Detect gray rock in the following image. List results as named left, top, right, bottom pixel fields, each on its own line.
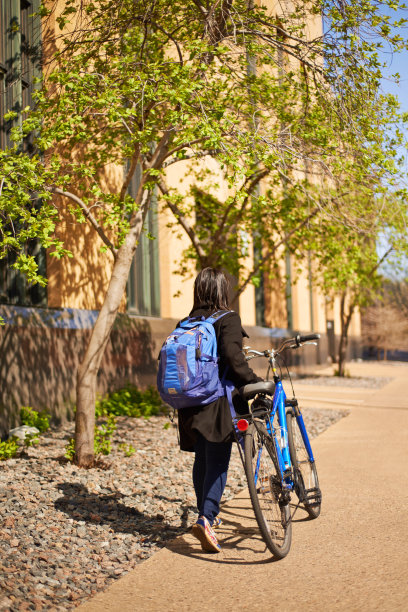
left=8, top=425, right=40, bottom=441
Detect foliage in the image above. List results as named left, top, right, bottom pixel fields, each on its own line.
left=95, top=385, right=167, bottom=418
left=22, top=433, right=40, bottom=447
left=0, top=0, right=407, bottom=289
left=20, top=406, right=50, bottom=433
left=16, top=406, right=51, bottom=446
left=64, top=437, right=75, bottom=461
left=118, top=442, right=136, bottom=457
left=65, top=414, right=117, bottom=461
left=0, top=407, right=50, bottom=460
left=0, top=437, right=20, bottom=461
left=65, top=383, right=166, bottom=461
left=94, top=415, right=117, bottom=456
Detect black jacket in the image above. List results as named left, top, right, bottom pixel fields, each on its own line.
left=177, top=308, right=261, bottom=451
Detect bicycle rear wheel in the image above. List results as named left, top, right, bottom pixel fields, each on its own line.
left=244, top=421, right=292, bottom=559
left=286, top=409, right=321, bottom=519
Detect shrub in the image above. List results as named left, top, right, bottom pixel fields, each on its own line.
left=118, top=442, right=136, bottom=457
left=65, top=414, right=117, bottom=462
left=65, top=385, right=166, bottom=463
left=64, top=438, right=75, bottom=462
left=0, top=438, right=19, bottom=461
left=95, top=384, right=167, bottom=418
left=20, top=406, right=50, bottom=433
left=94, top=415, right=117, bottom=456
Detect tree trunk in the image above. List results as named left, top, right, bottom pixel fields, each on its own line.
left=337, top=330, right=348, bottom=376
left=337, top=291, right=355, bottom=377
left=74, top=199, right=149, bottom=467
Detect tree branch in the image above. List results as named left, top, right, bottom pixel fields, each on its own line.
left=164, top=138, right=208, bottom=160
left=163, top=149, right=219, bottom=168
left=52, top=188, right=117, bottom=258
left=234, top=204, right=322, bottom=300
left=158, top=178, right=206, bottom=265
left=152, top=22, right=184, bottom=65
left=191, top=0, right=207, bottom=19
left=119, top=144, right=140, bottom=202
left=211, top=168, right=269, bottom=247
left=148, top=127, right=175, bottom=170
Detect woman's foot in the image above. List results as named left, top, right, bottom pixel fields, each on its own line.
left=212, top=516, right=223, bottom=529
left=191, top=516, right=221, bottom=553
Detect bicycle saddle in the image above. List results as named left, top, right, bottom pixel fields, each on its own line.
left=239, top=381, right=275, bottom=399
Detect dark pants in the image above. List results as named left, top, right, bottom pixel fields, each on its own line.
left=192, top=433, right=232, bottom=525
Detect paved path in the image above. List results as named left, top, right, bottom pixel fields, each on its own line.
left=78, top=362, right=408, bottom=612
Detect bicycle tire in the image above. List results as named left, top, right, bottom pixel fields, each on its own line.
left=244, top=421, right=292, bottom=559
left=286, top=409, right=321, bottom=519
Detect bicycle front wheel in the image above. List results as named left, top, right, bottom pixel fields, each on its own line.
left=244, top=422, right=292, bottom=559
left=286, top=409, right=321, bottom=519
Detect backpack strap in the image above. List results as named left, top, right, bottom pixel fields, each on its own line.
left=205, top=310, right=233, bottom=325
left=222, top=373, right=245, bottom=450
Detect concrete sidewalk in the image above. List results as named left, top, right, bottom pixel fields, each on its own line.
left=78, top=362, right=408, bottom=612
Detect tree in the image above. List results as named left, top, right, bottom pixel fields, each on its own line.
left=1, top=0, right=408, bottom=463
left=362, top=277, right=408, bottom=359
left=310, top=188, right=408, bottom=375
left=362, top=303, right=408, bottom=360
left=383, top=277, right=408, bottom=319
left=155, top=2, right=408, bottom=304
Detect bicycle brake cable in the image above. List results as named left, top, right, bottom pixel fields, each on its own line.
left=281, top=352, right=295, bottom=398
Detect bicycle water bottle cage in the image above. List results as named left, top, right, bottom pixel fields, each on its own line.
left=239, top=381, right=275, bottom=400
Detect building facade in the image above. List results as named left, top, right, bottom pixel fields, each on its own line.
left=0, top=1, right=362, bottom=435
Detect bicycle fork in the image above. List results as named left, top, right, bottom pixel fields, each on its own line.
left=290, top=401, right=321, bottom=508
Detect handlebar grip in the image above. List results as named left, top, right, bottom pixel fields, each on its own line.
left=296, top=333, right=320, bottom=345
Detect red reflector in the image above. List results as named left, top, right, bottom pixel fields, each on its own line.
left=237, top=419, right=249, bottom=432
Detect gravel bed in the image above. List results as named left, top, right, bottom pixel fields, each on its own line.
left=289, top=374, right=393, bottom=389
left=0, top=408, right=347, bottom=612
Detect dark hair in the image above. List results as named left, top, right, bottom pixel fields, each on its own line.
left=192, top=267, right=230, bottom=312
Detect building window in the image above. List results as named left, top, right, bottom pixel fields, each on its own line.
left=127, top=167, right=160, bottom=317
left=0, top=239, right=47, bottom=306
left=0, top=0, right=46, bottom=307
left=254, top=241, right=266, bottom=327
left=1, top=0, right=41, bottom=150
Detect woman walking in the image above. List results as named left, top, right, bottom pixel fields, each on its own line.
left=177, top=268, right=261, bottom=553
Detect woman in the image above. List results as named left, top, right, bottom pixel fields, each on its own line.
left=178, top=267, right=261, bottom=553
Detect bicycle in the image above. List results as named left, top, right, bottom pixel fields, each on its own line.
left=232, top=333, right=322, bottom=560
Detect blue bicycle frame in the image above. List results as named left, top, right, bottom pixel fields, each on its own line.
left=254, top=379, right=316, bottom=491
left=266, top=380, right=293, bottom=489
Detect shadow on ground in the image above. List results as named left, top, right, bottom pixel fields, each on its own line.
left=55, top=482, right=193, bottom=541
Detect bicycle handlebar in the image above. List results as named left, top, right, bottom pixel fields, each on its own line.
left=295, top=333, right=320, bottom=345
left=243, top=332, right=320, bottom=361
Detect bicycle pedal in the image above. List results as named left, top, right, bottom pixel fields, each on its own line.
left=304, top=486, right=321, bottom=506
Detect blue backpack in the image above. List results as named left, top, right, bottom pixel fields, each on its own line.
left=157, top=311, right=231, bottom=409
